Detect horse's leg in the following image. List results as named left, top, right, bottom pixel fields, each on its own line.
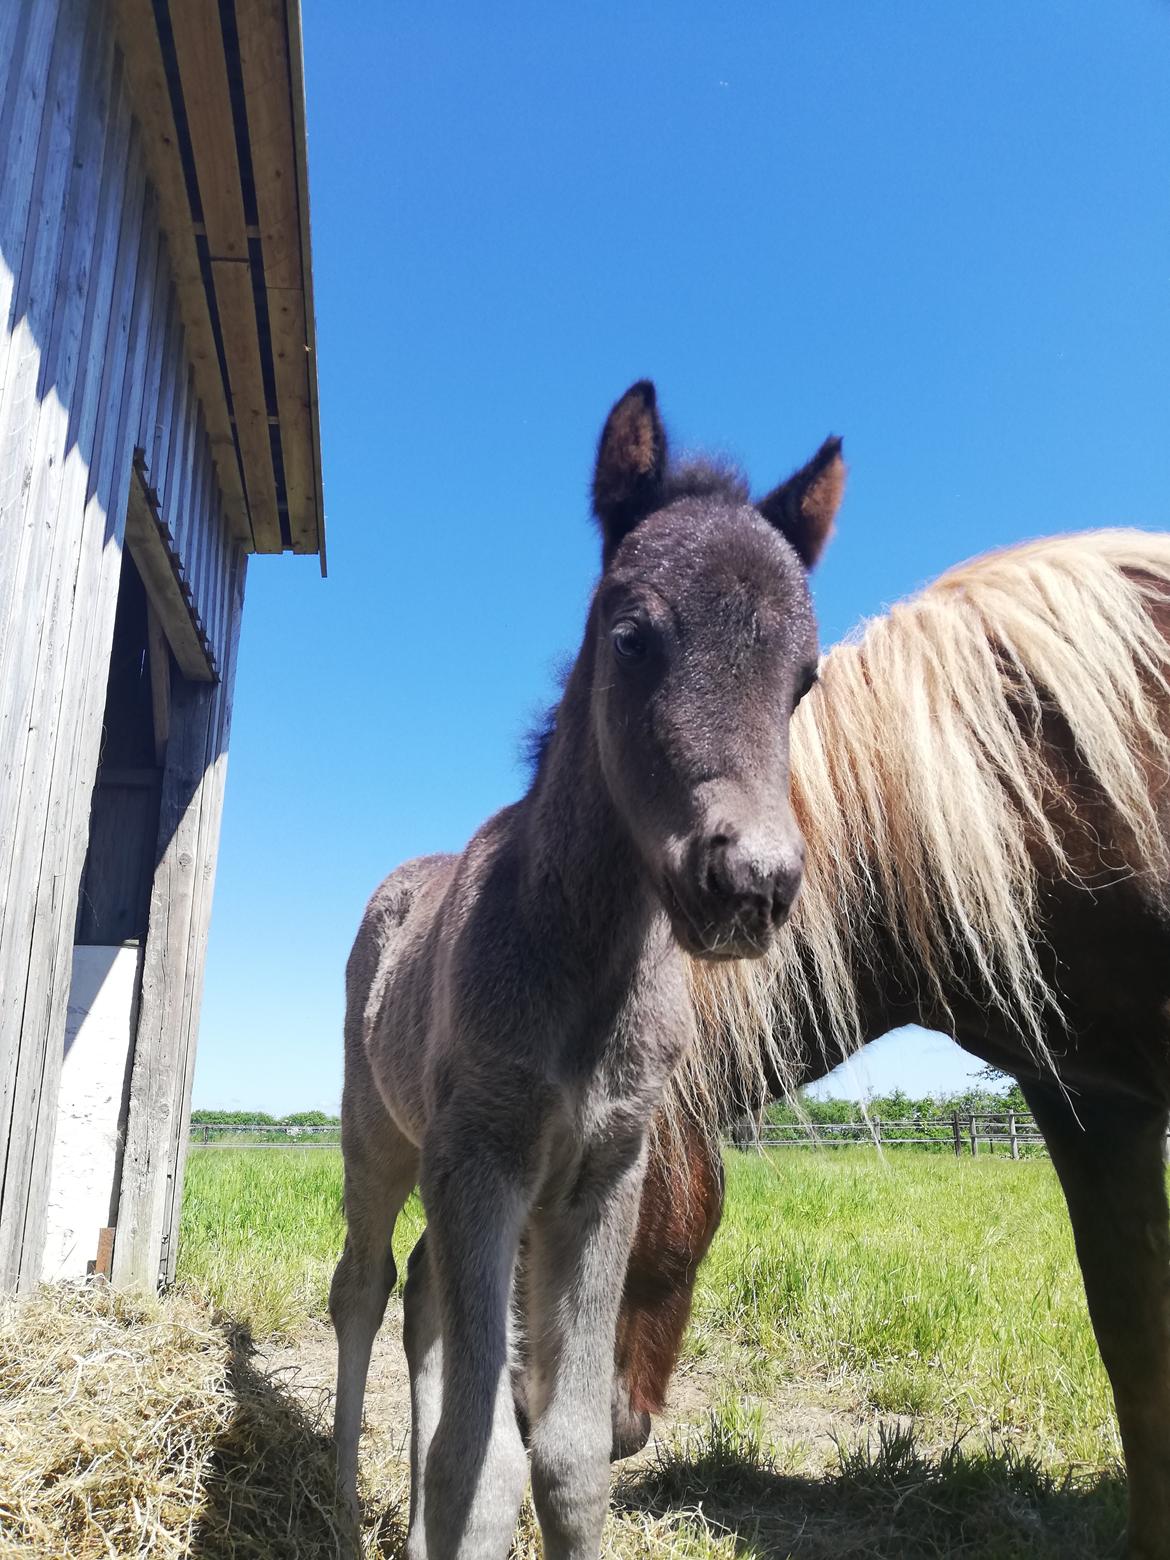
left=330, top=1112, right=419, bottom=1518
left=1019, top=1074, right=1170, bottom=1560
left=403, top=1230, right=442, bottom=1560
left=611, top=1120, right=725, bottom=1458
left=526, top=1139, right=648, bottom=1559
left=419, top=1141, right=530, bottom=1559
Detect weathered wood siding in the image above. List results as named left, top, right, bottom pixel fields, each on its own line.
left=0, top=0, right=247, bottom=1290
left=113, top=555, right=246, bottom=1289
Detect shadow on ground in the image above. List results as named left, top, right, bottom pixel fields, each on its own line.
left=615, top=1418, right=1129, bottom=1559
left=187, top=1317, right=369, bottom=1560
left=185, top=1327, right=1126, bottom=1559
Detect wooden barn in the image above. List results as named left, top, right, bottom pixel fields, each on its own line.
left=0, top=0, right=324, bottom=1293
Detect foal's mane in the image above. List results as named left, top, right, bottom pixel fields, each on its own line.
left=679, top=528, right=1170, bottom=1126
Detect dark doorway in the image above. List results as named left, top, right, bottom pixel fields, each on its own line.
left=73, top=551, right=171, bottom=946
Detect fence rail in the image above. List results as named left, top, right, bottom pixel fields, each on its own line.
left=750, top=1112, right=1043, bottom=1158
left=187, top=1113, right=1045, bottom=1158
left=189, top=1123, right=341, bottom=1149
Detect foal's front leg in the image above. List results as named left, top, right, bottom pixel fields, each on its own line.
left=418, top=1134, right=531, bottom=1560
left=525, top=1133, right=649, bottom=1560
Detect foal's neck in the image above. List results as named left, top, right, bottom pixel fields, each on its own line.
left=517, top=639, right=661, bottom=988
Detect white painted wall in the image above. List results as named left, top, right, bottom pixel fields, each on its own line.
left=42, top=946, right=142, bottom=1282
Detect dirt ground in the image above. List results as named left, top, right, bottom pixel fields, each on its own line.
left=257, top=1297, right=886, bottom=1483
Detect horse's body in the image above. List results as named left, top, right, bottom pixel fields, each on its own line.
left=329, top=381, right=845, bottom=1559
left=610, top=529, right=1170, bottom=1559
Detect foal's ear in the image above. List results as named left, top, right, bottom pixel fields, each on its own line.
left=756, top=436, right=846, bottom=569
left=592, top=380, right=668, bottom=565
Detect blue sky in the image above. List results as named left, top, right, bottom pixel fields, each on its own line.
left=193, top=0, right=1170, bottom=1112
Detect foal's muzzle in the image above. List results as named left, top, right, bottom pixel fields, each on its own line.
left=663, top=828, right=804, bottom=961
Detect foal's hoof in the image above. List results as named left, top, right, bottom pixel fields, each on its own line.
left=611, top=1407, right=652, bottom=1462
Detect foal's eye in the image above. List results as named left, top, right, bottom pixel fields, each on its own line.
left=612, top=620, right=648, bottom=662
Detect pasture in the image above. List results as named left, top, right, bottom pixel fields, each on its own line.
left=169, top=1147, right=1125, bottom=1556
left=3, top=1146, right=1130, bottom=1557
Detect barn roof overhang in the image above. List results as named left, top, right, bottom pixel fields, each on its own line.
left=114, top=0, right=326, bottom=568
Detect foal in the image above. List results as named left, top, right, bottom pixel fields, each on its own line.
left=329, top=380, right=844, bottom=1558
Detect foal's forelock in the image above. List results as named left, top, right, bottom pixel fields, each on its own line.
left=677, top=529, right=1170, bottom=1135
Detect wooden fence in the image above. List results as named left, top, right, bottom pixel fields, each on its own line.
left=752, top=1112, right=1044, bottom=1158
left=188, top=1113, right=1046, bottom=1159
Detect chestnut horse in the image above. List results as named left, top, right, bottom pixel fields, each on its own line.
left=613, top=529, right=1170, bottom=1560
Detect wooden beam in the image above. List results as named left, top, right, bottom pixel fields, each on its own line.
left=283, top=0, right=326, bottom=571
left=126, top=467, right=216, bottom=683
left=168, top=0, right=281, bottom=552
left=166, top=1, right=247, bottom=261
left=113, top=0, right=252, bottom=548
left=211, top=257, right=281, bottom=549
left=266, top=285, right=316, bottom=553
left=236, top=0, right=318, bottom=553
left=234, top=0, right=299, bottom=287
left=113, top=550, right=247, bottom=1290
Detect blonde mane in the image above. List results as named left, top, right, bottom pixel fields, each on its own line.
left=679, top=528, right=1170, bottom=1125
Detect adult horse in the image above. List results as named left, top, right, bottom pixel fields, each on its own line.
left=329, top=380, right=846, bottom=1559
left=611, top=528, right=1170, bottom=1559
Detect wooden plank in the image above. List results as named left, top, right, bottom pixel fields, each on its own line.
left=0, top=4, right=27, bottom=121
left=186, top=401, right=210, bottom=631
left=125, top=470, right=215, bottom=682
left=146, top=603, right=171, bottom=762
left=0, top=0, right=91, bottom=673
left=168, top=0, right=283, bottom=551
left=0, top=0, right=59, bottom=408
left=207, top=488, right=228, bottom=667
left=0, top=19, right=127, bottom=1261
left=0, top=91, right=151, bottom=1290
left=91, top=1225, right=115, bottom=1280
left=114, top=548, right=247, bottom=1289
left=196, top=437, right=219, bottom=657
left=160, top=549, right=245, bottom=1281
left=160, top=330, right=191, bottom=538
left=18, top=136, right=161, bottom=1288
left=13, top=130, right=155, bottom=1289
left=173, top=364, right=200, bottom=571
left=147, top=285, right=180, bottom=492
left=235, top=0, right=299, bottom=287
left=112, top=0, right=251, bottom=546
left=283, top=0, right=325, bottom=570
left=135, top=233, right=171, bottom=455
left=236, top=0, right=317, bottom=553
left=267, top=285, right=317, bottom=552
left=211, top=256, right=281, bottom=549
left=167, top=0, right=247, bottom=261
left=159, top=548, right=246, bottom=1282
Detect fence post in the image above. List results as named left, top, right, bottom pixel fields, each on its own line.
left=873, top=1116, right=881, bottom=1147
left=969, top=1114, right=979, bottom=1157
left=1008, top=1111, right=1019, bottom=1161
left=952, top=1111, right=962, bottom=1157
left=202, top=1124, right=210, bottom=1145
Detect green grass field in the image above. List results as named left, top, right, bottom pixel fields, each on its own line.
left=177, top=1148, right=1126, bottom=1556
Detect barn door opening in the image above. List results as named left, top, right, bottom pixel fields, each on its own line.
left=41, top=549, right=173, bottom=1282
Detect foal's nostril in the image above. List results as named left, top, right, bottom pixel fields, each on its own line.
left=770, top=864, right=803, bottom=924
left=702, top=833, right=738, bottom=899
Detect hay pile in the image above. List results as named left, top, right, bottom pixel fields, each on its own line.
left=0, top=1284, right=372, bottom=1559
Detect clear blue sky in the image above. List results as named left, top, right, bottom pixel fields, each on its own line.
left=193, top=0, right=1170, bottom=1113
